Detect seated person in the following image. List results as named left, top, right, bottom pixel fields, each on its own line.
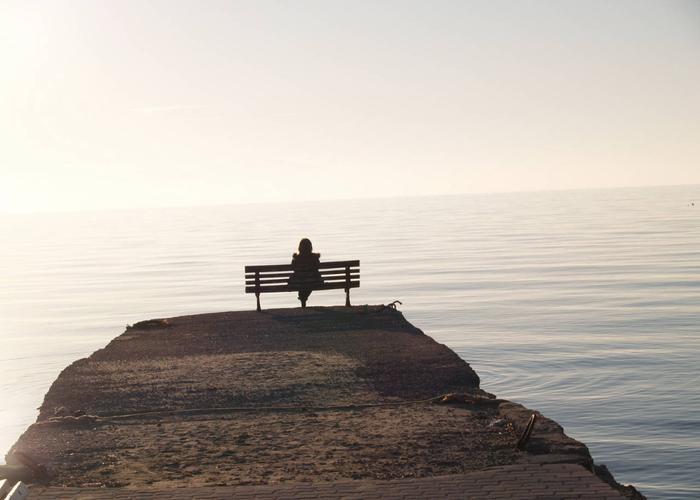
left=288, top=238, right=322, bottom=307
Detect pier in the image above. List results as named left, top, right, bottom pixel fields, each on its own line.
left=7, top=306, right=641, bottom=498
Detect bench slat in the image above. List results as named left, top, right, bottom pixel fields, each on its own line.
left=246, top=280, right=359, bottom=287
left=245, top=271, right=292, bottom=279
left=248, top=280, right=360, bottom=289
left=244, top=264, right=292, bottom=273
left=245, top=271, right=359, bottom=280
left=245, top=267, right=360, bottom=280
left=246, top=274, right=359, bottom=285
left=247, top=278, right=361, bottom=287
left=245, top=260, right=359, bottom=273
left=245, top=281, right=359, bottom=294
left=318, top=260, right=359, bottom=269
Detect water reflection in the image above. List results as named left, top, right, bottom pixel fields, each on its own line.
left=1, top=186, right=699, bottom=498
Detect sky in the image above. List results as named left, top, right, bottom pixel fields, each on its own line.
left=1, top=0, right=699, bottom=213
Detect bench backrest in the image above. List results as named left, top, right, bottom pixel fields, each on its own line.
left=245, top=260, right=360, bottom=294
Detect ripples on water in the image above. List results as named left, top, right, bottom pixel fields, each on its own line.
left=1, top=186, right=698, bottom=498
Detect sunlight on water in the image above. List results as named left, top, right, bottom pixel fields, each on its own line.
left=1, top=186, right=698, bottom=498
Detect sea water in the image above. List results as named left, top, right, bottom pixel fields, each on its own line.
left=1, top=185, right=698, bottom=499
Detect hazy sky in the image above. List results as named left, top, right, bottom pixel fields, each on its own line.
left=1, top=0, right=699, bottom=213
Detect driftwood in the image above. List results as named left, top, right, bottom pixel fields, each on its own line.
left=127, top=319, right=171, bottom=330
left=1, top=451, right=48, bottom=485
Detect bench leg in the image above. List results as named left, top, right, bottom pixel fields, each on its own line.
left=345, top=288, right=351, bottom=307
left=256, top=293, right=261, bottom=312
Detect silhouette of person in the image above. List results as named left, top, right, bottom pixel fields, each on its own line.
left=289, top=238, right=322, bottom=308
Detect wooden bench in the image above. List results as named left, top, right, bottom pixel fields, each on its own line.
left=245, top=260, right=360, bottom=311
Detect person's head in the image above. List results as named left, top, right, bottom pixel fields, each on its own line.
left=298, top=238, right=313, bottom=255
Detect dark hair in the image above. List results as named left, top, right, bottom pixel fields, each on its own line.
left=298, top=238, right=313, bottom=254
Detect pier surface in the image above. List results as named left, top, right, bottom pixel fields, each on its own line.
left=30, top=464, right=623, bottom=499
left=8, top=306, right=640, bottom=498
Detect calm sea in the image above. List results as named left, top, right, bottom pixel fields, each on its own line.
left=1, top=186, right=698, bottom=499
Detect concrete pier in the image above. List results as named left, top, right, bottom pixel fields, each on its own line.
left=7, top=306, right=642, bottom=498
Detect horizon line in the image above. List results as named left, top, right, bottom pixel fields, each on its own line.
left=1, top=182, right=698, bottom=217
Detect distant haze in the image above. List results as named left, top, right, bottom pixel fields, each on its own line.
left=1, top=0, right=699, bottom=213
